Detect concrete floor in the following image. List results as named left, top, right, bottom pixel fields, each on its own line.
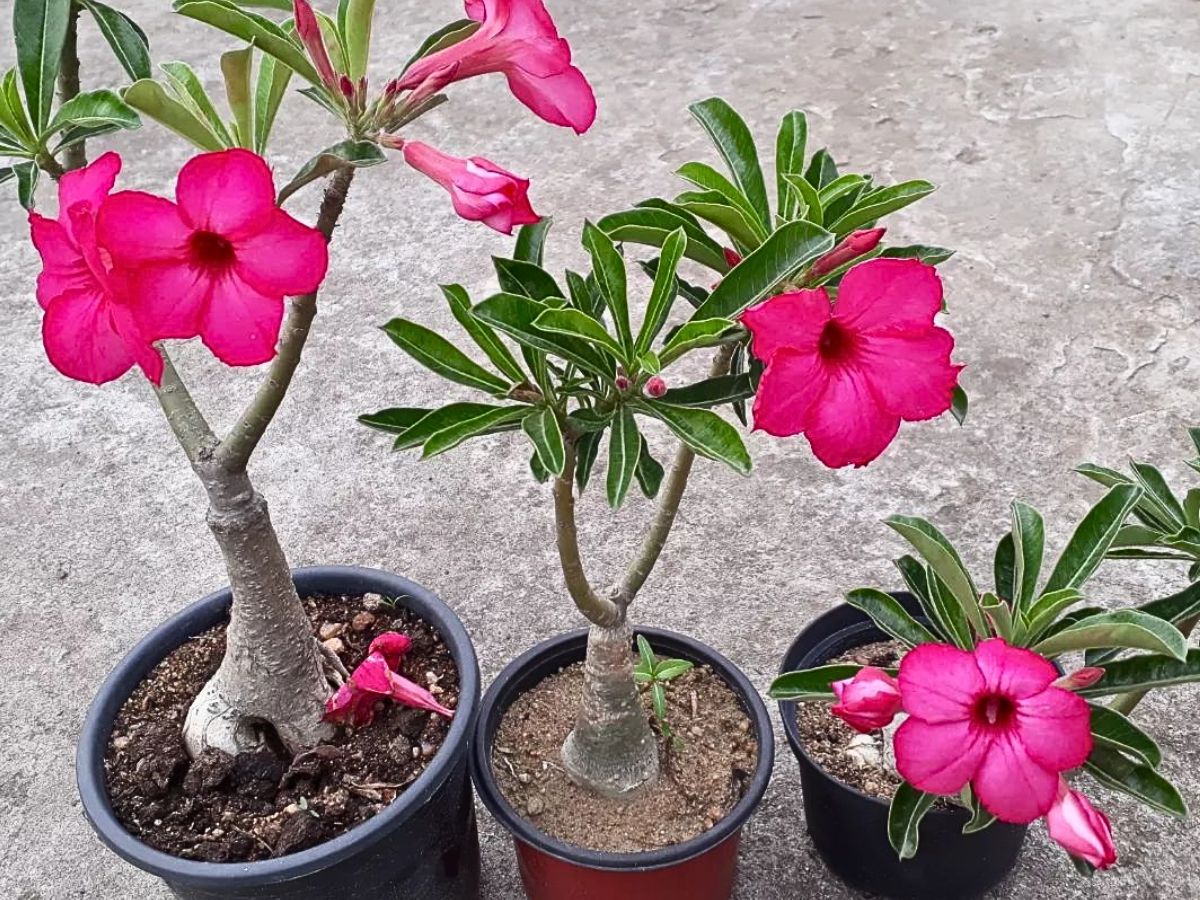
left=3, top=0, right=1200, bottom=897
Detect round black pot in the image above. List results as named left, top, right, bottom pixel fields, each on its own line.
left=472, top=627, right=774, bottom=900
left=778, top=594, right=1027, bottom=900
left=77, top=565, right=482, bottom=900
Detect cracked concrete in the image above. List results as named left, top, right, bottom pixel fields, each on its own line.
left=2, top=0, right=1200, bottom=897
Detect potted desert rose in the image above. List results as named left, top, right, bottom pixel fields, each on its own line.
left=3, top=0, right=596, bottom=897
left=362, top=100, right=965, bottom=899
left=772, top=480, right=1200, bottom=899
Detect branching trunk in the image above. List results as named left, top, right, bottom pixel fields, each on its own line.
left=58, top=3, right=86, bottom=173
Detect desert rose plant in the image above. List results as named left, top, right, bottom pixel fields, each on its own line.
left=7, top=0, right=595, bottom=758
left=772, top=483, right=1200, bottom=872
left=363, top=101, right=965, bottom=794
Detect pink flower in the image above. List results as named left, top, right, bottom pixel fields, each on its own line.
left=398, top=0, right=596, bottom=134
left=402, top=140, right=539, bottom=234
left=324, top=630, right=454, bottom=726
left=1046, top=779, right=1117, bottom=870
left=293, top=0, right=339, bottom=89
left=28, top=153, right=163, bottom=386
left=741, top=258, right=962, bottom=468
left=644, top=376, right=667, bottom=398
left=830, top=667, right=902, bottom=733
left=97, top=149, right=329, bottom=367
left=894, top=639, right=1092, bottom=824
left=810, top=228, right=886, bottom=278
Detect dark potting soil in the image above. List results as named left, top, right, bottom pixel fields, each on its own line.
left=492, top=660, right=757, bottom=853
left=103, top=594, right=459, bottom=862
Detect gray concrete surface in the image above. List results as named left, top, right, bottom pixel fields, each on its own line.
left=2, top=0, right=1200, bottom=897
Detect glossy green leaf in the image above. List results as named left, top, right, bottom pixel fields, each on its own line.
left=46, top=89, right=139, bottom=134
left=803, top=147, right=838, bottom=189
left=220, top=46, right=254, bottom=148
left=1034, top=610, right=1187, bottom=661
left=472, top=293, right=613, bottom=378
left=775, top=109, right=807, bottom=219
left=651, top=682, right=668, bottom=721
left=880, top=244, right=956, bottom=265
left=1077, top=649, right=1200, bottom=698
left=1085, top=747, right=1186, bottom=817
left=13, top=160, right=38, bottom=210
left=845, top=588, right=937, bottom=647
left=81, top=0, right=152, bottom=81
left=885, top=515, right=985, bottom=637
left=830, top=180, right=936, bottom=236
left=655, top=659, right=694, bottom=681
left=659, top=373, right=754, bottom=408
left=0, top=70, right=35, bottom=146
left=522, top=407, right=566, bottom=477
left=0, top=167, right=15, bottom=186
left=674, top=189, right=761, bottom=249
left=994, top=533, right=1015, bottom=605
left=1128, top=460, right=1186, bottom=530
left=583, top=221, right=632, bottom=353
left=980, top=592, right=1014, bottom=641
left=692, top=219, right=834, bottom=321
left=1010, top=501, right=1045, bottom=611
left=514, top=217, right=552, bottom=266
left=676, top=161, right=768, bottom=241
left=962, top=788, right=996, bottom=835
left=660, top=318, right=736, bottom=365
left=534, top=308, right=627, bottom=364
left=14, top=0, right=70, bottom=130
left=123, top=79, right=225, bottom=150
left=383, top=318, right=510, bottom=394
left=494, top=257, right=564, bottom=301
left=422, top=405, right=527, bottom=458
left=783, top=173, right=822, bottom=224
left=529, top=448, right=550, bottom=483
left=1020, top=588, right=1085, bottom=644
left=768, top=664, right=864, bottom=701
left=636, top=227, right=687, bottom=355
left=277, top=139, right=386, bottom=203
left=574, top=429, right=602, bottom=492
left=819, top=174, right=869, bottom=209
left=252, top=53, right=291, bottom=153
left=634, top=435, right=664, bottom=498
left=893, top=555, right=964, bottom=647
left=358, top=407, right=430, bottom=435
left=1043, top=484, right=1144, bottom=593
left=340, top=0, right=375, bottom=80
left=636, top=634, right=657, bottom=673
left=950, top=385, right=968, bottom=425
left=172, top=0, right=322, bottom=86
left=441, top=284, right=525, bottom=385
left=390, top=403, right=502, bottom=451
left=50, top=122, right=121, bottom=153
left=927, top=571, right=975, bottom=649
left=1088, top=704, right=1162, bottom=769
left=888, top=783, right=935, bottom=860
left=1137, top=578, right=1200, bottom=628
left=599, top=202, right=730, bottom=273
left=606, top=407, right=640, bottom=508
left=400, top=18, right=479, bottom=75
left=640, top=401, right=751, bottom=475
left=688, top=97, right=770, bottom=230
left=160, top=61, right=234, bottom=145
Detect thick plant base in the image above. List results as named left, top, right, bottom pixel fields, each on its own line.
left=77, top=566, right=482, bottom=900
left=472, top=627, right=773, bottom=900
left=778, top=595, right=1027, bottom=900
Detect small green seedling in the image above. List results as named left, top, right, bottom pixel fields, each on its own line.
left=634, top=635, right=694, bottom=741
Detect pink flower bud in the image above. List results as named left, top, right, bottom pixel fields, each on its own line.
left=339, top=75, right=356, bottom=100
left=614, top=375, right=631, bottom=392
left=723, top=247, right=743, bottom=269
left=1052, top=667, right=1105, bottom=692
left=644, top=376, right=667, bottom=398
left=385, top=78, right=401, bottom=99
left=810, top=227, right=887, bottom=278
left=1046, top=779, right=1117, bottom=870
left=402, top=140, right=539, bottom=235
left=378, top=133, right=405, bottom=151
left=830, top=666, right=902, bottom=733
left=293, top=0, right=339, bottom=89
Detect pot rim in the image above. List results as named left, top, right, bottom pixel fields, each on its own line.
left=75, top=564, right=481, bottom=888
left=471, top=626, right=774, bottom=872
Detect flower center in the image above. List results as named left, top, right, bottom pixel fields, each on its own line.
left=973, top=693, right=1016, bottom=729
left=818, top=319, right=856, bottom=361
left=189, top=230, right=236, bottom=270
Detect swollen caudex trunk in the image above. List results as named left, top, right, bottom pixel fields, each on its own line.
left=561, top=621, right=659, bottom=797
left=182, top=468, right=334, bottom=757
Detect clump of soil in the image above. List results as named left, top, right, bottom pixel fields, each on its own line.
left=794, top=639, right=906, bottom=801
left=104, top=594, right=459, bottom=862
left=492, top=660, right=757, bottom=853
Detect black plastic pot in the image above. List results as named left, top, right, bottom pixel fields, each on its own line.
left=778, top=594, right=1027, bottom=900
left=472, top=627, right=774, bottom=900
left=77, top=565, right=482, bottom=900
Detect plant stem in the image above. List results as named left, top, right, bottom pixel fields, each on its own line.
left=554, top=441, right=622, bottom=627
left=219, top=167, right=356, bottom=471
left=58, top=2, right=86, bottom=172
left=152, top=349, right=219, bottom=465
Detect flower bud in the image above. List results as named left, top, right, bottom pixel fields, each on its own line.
left=723, top=247, right=743, bottom=269
left=644, top=376, right=667, bottom=398
left=614, top=375, right=631, bottom=392
left=402, top=140, right=539, bottom=235
left=1046, top=779, right=1117, bottom=870
left=1052, top=667, right=1105, bottom=692
left=830, top=666, right=902, bottom=733
left=810, top=227, right=887, bottom=278
left=339, top=75, right=356, bottom=100
left=378, top=133, right=405, bottom=151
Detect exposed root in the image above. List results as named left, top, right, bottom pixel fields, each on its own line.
left=316, top=637, right=350, bottom=687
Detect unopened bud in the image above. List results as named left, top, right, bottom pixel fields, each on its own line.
left=1053, top=667, right=1105, bottom=692
left=339, top=75, right=356, bottom=100
left=385, top=78, right=401, bottom=99
left=644, top=376, right=667, bottom=398
left=810, top=227, right=886, bottom=278
left=615, top=375, right=631, bottom=392
left=378, top=133, right=405, bottom=151
left=723, top=247, right=742, bottom=269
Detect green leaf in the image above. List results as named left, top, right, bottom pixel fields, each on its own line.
left=172, top=0, right=322, bottom=87
left=888, top=783, right=935, bottom=860
left=0, top=70, right=35, bottom=146
left=655, top=659, right=694, bottom=681
left=14, top=0, right=70, bottom=131
left=13, top=160, right=38, bottom=210
left=634, top=435, right=664, bottom=498
left=598, top=203, right=730, bottom=273
left=1043, top=484, right=1144, bottom=593
left=514, top=217, right=552, bottom=266
left=0, top=166, right=15, bottom=186
left=640, top=401, right=751, bottom=475
left=659, top=373, right=755, bottom=408
left=528, top=449, right=549, bottom=483
left=533, top=308, right=626, bottom=363
left=574, top=429, right=601, bottom=492
left=880, top=244, right=956, bottom=265
left=783, top=173, right=822, bottom=224
left=80, top=0, right=152, bottom=81
left=1185, top=488, right=1200, bottom=528
left=893, top=555, right=968, bottom=648
left=980, top=592, right=1015, bottom=641
left=1085, top=747, right=1187, bottom=817
left=46, top=89, right=139, bottom=134
left=803, top=148, right=838, bottom=189
left=775, top=109, right=808, bottom=219
left=949, top=385, right=968, bottom=425
left=1010, top=501, right=1045, bottom=611
left=422, top=405, right=527, bottom=458
left=50, top=122, right=121, bottom=153
left=494, top=257, right=564, bottom=301
left=390, top=402, right=504, bottom=451
left=160, top=61, right=234, bottom=145
left=660, top=318, right=736, bottom=365
left=636, top=634, right=657, bottom=672
left=962, top=788, right=997, bottom=835
left=688, top=97, right=771, bottom=231
left=844, top=588, right=937, bottom=647
left=522, top=407, right=566, bottom=477
left=830, top=180, right=936, bottom=236
left=636, top=227, right=687, bottom=355
left=220, top=46, right=254, bottom=148
left=583, top=221, right=632, bottom=353
left=606, top=407, right=640, bottom=508
left=472, top=293, right=613, bottom=378
left=382, top=318, right=510, bottom=394
left=1129, top=460, right=1186, bottom=530
left=123, top=78, right=225, bottom=151
left=1020, top=588, right=1085, bottom=644
left=885, top=515, right=985, bottom=638
left=994, top=533, right=1015, bottom=605
left=400, top=18, right=479, bottom=75
left=358, top=407, right=430, bottom=435
left=768, top=664, right=865, bottom=700
left=252, top=53, right=290, bottom=153
left=1088, top=704, right=1162, bottom=768
left=1033, top=610, right=1187, bottom=661
left=277, top=139, right=386, bottom=203
left=674, top=189, right=762, bottom=249
left=1077, top=649, right=1200, bottom=698
left=651, top=682, right=668, bottom=722
left=340, top=0, right=375, bottom=80
left=676, top=161, right=768, bottom=242
left=1137, top=578, right=1200, bottom=629
left=441, top=284, right=525, bottom=385
left=927, top=572, right=976, bottom=649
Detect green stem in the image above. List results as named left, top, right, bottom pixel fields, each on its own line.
left=58, top=3, right=86, bottom=172
left=152, top=349, right=219, bottom=466
left=554, top=441, right=622, bottom=627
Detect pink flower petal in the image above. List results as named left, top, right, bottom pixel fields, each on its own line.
left=857, top=328, right=961, bottom=421
left=801, top=363, right=900, bottom=468
left=97, top=191, right=192, bottom=265
left=741, top=289, right=830, bottom=363
left=505, top=64, right=597, bottom=134
left=42, top=286, right=161, bottom=385
left=198, top=272, right=284, bottom=367
left=894, top=717, right=988, bottom=795
left=234, top=208, right=329, bottom=297
left=974, top=638, right=1058, bottom=699
left=1015, top=686, right=1092, bottom=772
left=899, top=643, right=984, bottom=723
left=750, top=348, right=830, bottom=438
left=29, top=213, right=89, bottom=309
left=57, top=151, right=121, bottom=227
left=127, top=261, right=207, bottom=339
left=175, top=149, right=275, bottom=238
left=387, top=671, right=455, bottom=718
left=368, top=632, right=413, bottom=670
left=833, top=258, right=943, bottom=335
left=971, top=729, right=1059, bottom=824
left=349, top=653, right=394, bottom=695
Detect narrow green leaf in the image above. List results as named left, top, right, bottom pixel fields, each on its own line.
left=160, top=61, right=234, bottom=145
left=688, top=97, right=770, bottom=230
left=634, top=435, right=664, bottom=498
left=885, top=515, right=985, bottom=638
left=894, top=555, right=964, bottom=647
left=674, top=189, right=762, bottom=249
left=1034, top=610, right=1187, bottom=661
left=659, top=373, right=754, bottom=408
left=599, top=203, right=730, bottom=273
left=583, top=221, right=632, bottom=353
left=400, top=18, right=479, bottom=75
left=522, top=407, right=566, bottom=477
left=529, top=448, right=550, bottom=483
left=494, top=257, right=564, bottom=301
left=605, top=408, right=640, bottom=508
left=1010, top=501, right=1045, bottom=611
left=574, top=429, right=601, bottom=492
left=1129, top=460, right=1186, bottom=530
left=768, top=664, right=865, bottom=701
left=927, top=571, right=975, bottom=649
left=358, top=407, right=430, bottom=435
left=888, top=783, right=935, bottom=860
left=220, top=46, right=254, bottom=148
left=803, top=148, right=838, bottom=189
left=534, top=308, right=626, bottom=365
left=1185, top=489, right=1200, bottom=528
left=0, top=70, right=35, bottom=145
left=1077, top=649, right=1200, bottom=698
left=651, top=682, right=668, bottom=721
left=654, top=659, right=694, bottom=681
left=1088, top=704, right=1162, bottom=768
left=252, top=53, right=291, bottom=154
left=845, top=588, right=937, bottom=647
left=341, top=0, right=375, bottom=80
left=783, top=173, right=822, bottom=224
left=46, top=89, right=139, bottom=134
left=1085, top=747, right=1187, bottom=817
left=775, top=109, right=808, bottom=219
left=1021, top=588, right=1085, bottom=644
left=830, top=180, right=936, bottom=236
left=277, top=139, right=386, bottom=204
left=994, top=533, right=1016, bottom=605
left=950, top=385, right=968, bottom=425
left=80, top=0, right=152, bottom=81
left=980, top=592, right=1015, bottom=641
left=1137, top=578, right=1200, bottom=628
left=382, top=318, right=510, bottom=394
left=50, top=122, right=121, bottom=153
left=390, top=402, right=503, bottom=451
left=660, top=318, right=736, bottom=365
left=472, top=293, right=614, bottom=378
left=676, top=161, right=768, bottom=241
left=636, top=227, right=687, bottom=355
left=962, top=788, right=997, bottom=835
left=172, top=0, right=322, bottom=86
left=636, top=634, right=657, bottom=672
left=123, top=78, right=225, bottom=151
left=14, top=0, right=70, bottom=130
left=640, top=401, right=750, bottom=475
left=0, top=167, right=15, bottom=186
left=514, top=217, right=552, bottom=266
left=1043, top=484, right=1144, bottom=593
left=880, top=244, right=956, bottom=265
left=441, top=284, right=524, bottom=385
left=422, top=405, right=527, bottom=458
left=13, top=160, right=38, bottom=210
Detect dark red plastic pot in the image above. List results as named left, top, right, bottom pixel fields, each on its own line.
left=778, top=594, right=1027, bottom=900
left=77, top=566, right=482, bottom=900
left=471, top=627, right=773, bottom=900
